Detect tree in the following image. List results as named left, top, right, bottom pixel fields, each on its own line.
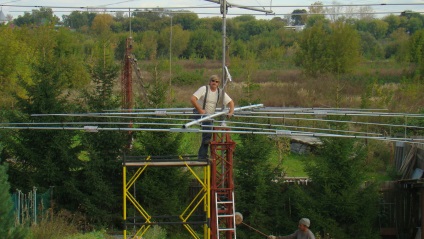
left=385, top=28, right=409, bottom=62
left=358, top=31, right=384, bottom=60
left=291, top=9, right=308, bottom=26
left=136, top=30, right=159, bottom=60
left=157, top=24, right=191, bottom=58
left=325, top=2, right=344, bottom=22
left=355, top=19, right=388, bottom=40
left=63, top=11, right=96, bottom=30
left=0, top=26, right=33, bottom=109
left=8, top=51, right=82, bottom=195
left=288, top=137, right=380, bottom=239
left=409, top=29, right=424, bottom=78
left=70, top=37, right=128, bottom=225
left=309, top=2, right=325, bottom=15
left=326, top=21, right=361, bottom=74
left=13, top=7, right=59, bottom=26
left=0, top=159, right=28, bottom=239
left=234, top=134, right=283, bottom=238
left=172, top=12, right=199, bottom=30
left=295, top=21, right=360, bottom=76
left=183, top=29, right=220, bottom=59
left=5, top=25, right=91, bottom=221
left=383, top=14, right=401, bottom=36
left=294, top=22, right=329, bottom=76
left=91, top=14, right=114, bottom=35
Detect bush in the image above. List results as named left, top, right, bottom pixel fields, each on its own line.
left=172, top=70, right=204, bottom=86
left=141, top=225, right=167, bottom=239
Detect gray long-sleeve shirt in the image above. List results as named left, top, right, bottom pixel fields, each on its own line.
left=276, top=229, right=315, bottom=239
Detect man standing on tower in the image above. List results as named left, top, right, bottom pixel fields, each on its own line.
left=190, top=75, right=234, bottom=160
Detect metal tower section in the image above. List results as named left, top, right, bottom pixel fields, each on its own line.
left=121, top=37, right=133, bottom=110
left=122, top=155, right=211, bottom=239
left=210, top=126, right=236, bottom=239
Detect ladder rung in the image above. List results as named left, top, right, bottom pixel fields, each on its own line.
left=218, top=214, right=234, bottom=218
left=217, top=201, right=233, bottom=204
left=218, top=228, right=235, bottom=231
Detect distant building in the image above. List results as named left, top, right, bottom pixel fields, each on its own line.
left=0, top=10, right=7, bottom=24
left=284, top=25, right=305, bottom=32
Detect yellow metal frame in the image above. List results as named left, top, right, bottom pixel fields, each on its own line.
left=123, top=155, right=210, bottom=239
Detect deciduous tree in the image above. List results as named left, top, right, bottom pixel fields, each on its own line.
left=295, top=21, right=360, bottom=76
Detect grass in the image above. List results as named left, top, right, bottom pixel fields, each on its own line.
left=280, top=153, right=309, bottom=177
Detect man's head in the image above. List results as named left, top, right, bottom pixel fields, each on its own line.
left=298, top=218, right=310, bottom=231
left=208, top=75, right=220, bottom=88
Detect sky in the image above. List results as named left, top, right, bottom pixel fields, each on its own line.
left=1, top=0, right=424, bottom=20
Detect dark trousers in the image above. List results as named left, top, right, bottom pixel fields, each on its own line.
left=198, top=120, right=213, bottom=159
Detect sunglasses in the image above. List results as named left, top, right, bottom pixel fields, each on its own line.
left=210, top=79, right=220, bottom=83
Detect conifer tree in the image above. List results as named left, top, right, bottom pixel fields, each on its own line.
left=234, top=134, right=283, bottom=238
left=288, top=138, right=380, bottom=239
left=0, top=157, right=28, bottom=239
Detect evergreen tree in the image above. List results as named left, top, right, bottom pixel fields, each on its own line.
left=71, top=37, right=128, bottom=226
left=234, top=134, right=283, bottom=238
left=0, top=149, right=28, bottom=239
left=8, top=47, right=81, bottom=193
left=129, top=61, right=190, bottom=236
left=288, top=138, right=380, bottom=239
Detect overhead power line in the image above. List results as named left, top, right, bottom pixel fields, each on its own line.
left=3, top=2, right=423, bottom=18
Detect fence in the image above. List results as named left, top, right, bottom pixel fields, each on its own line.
left=12, top=187, right=52, bottom=225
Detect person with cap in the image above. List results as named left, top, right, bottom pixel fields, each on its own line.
left=190, top=75, right=234, bottom=160
left=268, top=218, right=315, bottom=239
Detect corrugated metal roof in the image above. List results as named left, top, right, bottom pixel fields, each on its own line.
left=289, top=135, right=323, bottom=146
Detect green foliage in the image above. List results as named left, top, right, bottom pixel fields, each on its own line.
left=359, top=31, right=384, bottom=60
left=157, top=24, right=190, bottom=58
left=145, top=61, right=170, bottom=107
left=360, top=76, right=395, bottom=109
left=63, top=11, right=97, bottom=30
left=173, top=12, right=199, bottom=31
left=383, top=14, right=401, bottom=36
left=0, top=26, right=33, bottom=108
left=172, top=70, right=204, bottom=86
left=291, top=9, right=308, bottom=26
left=294, top=22, right=329, bottom=76
left=2, top=8, right=424, bottom=237
left=385, top=28, right=410, bottom=62
left=13, top=7, right=59, bottom=26
left=62, top=231, right=113, bottom=239
left=327, top=21, right=361, bottom=75
left=7, top=34, right=83, bottom=192
left=408, top=29, right=424, bottom=78
left=83, top=38, right=120, bottom=109
left=131, top=131, right=189, bottom=235
left=72, top=39, right=127, bottom=226
left=295, top=21, right=360, bottom=76
left=0, top=161, right=29, bottom=239
left=183, top=29, right=221, bottom=59
left=234, top=134, right=283, bottom=238
left=231, top=55, right=261, bottom=105
left=289, top=138, right=380, bottom=239
left=140, top=225, right=167, bottom=239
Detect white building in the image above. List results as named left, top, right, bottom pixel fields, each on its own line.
left=0, top=10, right=8, bottom=24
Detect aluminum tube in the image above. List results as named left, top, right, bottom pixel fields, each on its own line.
left=183, top=104, right=263, bottom=128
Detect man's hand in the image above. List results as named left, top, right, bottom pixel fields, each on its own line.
left=268, top=236, right=276, bottom=239
left=226, top=112, right=233, bottom=119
